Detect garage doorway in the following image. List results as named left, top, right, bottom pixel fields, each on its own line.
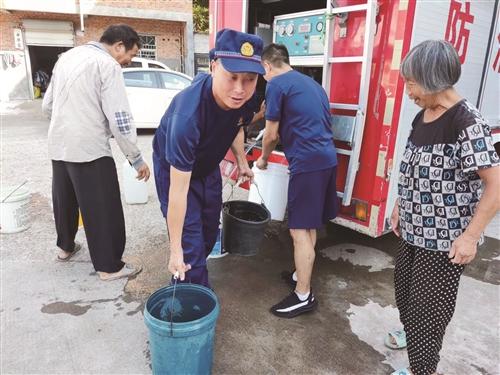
left=22, top=19, right=75, bottom=98
left=28, top=46, right=70, bottom=96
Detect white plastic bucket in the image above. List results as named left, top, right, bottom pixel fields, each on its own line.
left=0, top=186, right=31, bottom=233
left=122, top=160, right=148, bottom=204
left=248, top=163, right=289, bottom=221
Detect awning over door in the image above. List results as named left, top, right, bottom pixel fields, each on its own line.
left=22, top=20, right=74, bottom=47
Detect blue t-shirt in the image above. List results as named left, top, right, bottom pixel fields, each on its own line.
left=265, top=70, right=337, bottom=174
left=153, top=73, right=256, bottom=178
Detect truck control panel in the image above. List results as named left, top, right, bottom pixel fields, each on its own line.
left=274, top=9, right=326, bottom=57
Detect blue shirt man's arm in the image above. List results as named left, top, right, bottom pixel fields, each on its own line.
left=162, top=112, right=201, bottom=279
left=167, top=166, right=193, bottom=280
left=257, top=81, right=282, bottom=168
left=260, top=120, right=280, bottom=159
left=230, top=127, right=253, bottom=182
left=249, top=100, right=266, bottom=125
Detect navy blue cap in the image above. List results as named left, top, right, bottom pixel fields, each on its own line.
left=209, top=48, right=215, bottom=62
left=214, top=28, right=265, bottom=75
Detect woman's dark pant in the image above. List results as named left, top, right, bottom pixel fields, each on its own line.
left=395, top=240, right=464, bottom=375
left=52, top=157, right=126, bottom=273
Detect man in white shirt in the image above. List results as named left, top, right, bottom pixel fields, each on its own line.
left=42, top=24, right=150, bottom=281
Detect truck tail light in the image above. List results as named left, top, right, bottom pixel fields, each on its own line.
left=355, top=200, right=368, bottom=222
left=339, top=199, right=368, bottom=222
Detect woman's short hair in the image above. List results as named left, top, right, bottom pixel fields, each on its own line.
left=261, top=43, right=290, bottom=67
left=400, top=40, right=461, bottom=93
left=100, top=24, right=141, bottom=51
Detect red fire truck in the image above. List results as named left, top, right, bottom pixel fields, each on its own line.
left=211, top=0, right=500, bottom=237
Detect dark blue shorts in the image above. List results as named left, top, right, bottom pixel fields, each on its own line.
left=287, top=166, right=339, bottom=229
left=153, top=155, right=221, bottom=288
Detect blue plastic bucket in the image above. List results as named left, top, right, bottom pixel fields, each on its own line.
left=144, top=284, right=220, bottom=375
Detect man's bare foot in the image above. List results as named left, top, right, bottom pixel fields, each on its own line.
left=98, top=262, right=142, bottom=281
left=56, top=243, right=82, bottom=262
left=58, top=250, right=72, bottom=259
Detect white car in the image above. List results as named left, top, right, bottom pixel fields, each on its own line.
left=123, top=68, right=192, bottom=129
left=127, top=57, right=171, bottom=70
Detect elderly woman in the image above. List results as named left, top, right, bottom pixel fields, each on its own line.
left=388, top=40, right=500, bottom=375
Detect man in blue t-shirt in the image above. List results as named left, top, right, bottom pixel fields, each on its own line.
left=256, top=43, right=339, bottom=318
left=153, top=29, right=265, bottom=287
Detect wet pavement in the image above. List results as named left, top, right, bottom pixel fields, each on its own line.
left=1, top=100, right=499, bottom=374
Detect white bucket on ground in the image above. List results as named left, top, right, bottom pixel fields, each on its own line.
left=248, top=163, right=289, bottom=221
left=0, top=186, right=31, bottom=233
left=122, top=160, right=148, bottom=204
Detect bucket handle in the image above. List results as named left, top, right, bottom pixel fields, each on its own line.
left=225, top=180, right=267, bottom=208
left=222, top=131, right=264, bottom=195
left=167, top=271, right=194, bottom=336
left=226, top=183, right=236, bottom=202
left=1, top=180, right=28, bottom=203
left=169, top=271, right=180, bottom=337
left=250, top=181, right=267, bottom=208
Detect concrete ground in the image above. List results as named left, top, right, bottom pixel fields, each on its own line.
left=1, top=100, right=499, bottom=374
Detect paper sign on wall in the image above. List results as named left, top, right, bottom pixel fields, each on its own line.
left=14, top=29, right=24, bottom=50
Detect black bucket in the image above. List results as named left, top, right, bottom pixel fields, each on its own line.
left=222, top=200, right=271, bottom=256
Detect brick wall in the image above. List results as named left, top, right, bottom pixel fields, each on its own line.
left=82, top=16, right=184, bottom=62
left=0, top=10, right=184, bottom=63
left=1, top=10, right=81, bottom=50
left=0, top=10, right=17, bottom=50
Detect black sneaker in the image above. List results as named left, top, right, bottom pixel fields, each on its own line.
left=270, top=291, right=317, bottom=318
left=280, top=270, right=297, bottom=288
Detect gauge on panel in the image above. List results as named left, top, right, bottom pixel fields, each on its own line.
left=278, top=24, right=286, bottom=36
left=316, top=21, right=324, bottom=32
left=285, top=23, right=294, bottom=36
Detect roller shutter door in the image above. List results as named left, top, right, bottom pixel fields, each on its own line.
left=23, top=20, right=74, bottom=47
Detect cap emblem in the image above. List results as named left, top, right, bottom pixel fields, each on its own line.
left=240, top=42, right=254, bottom=57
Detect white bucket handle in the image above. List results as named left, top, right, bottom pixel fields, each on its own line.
left=222, top=131, right=265, bottom=192
left=225, top=180, right=267, bottom=208
left=250, top=181, right=267, bottom=208
left=1, top=180, right=28, bottom=203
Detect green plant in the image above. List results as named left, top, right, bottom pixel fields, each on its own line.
left=193, top=0, right=209, bottom=33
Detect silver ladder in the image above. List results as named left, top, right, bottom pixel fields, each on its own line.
left=321, top=0, right=378, bottom=206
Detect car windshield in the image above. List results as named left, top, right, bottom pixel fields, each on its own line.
left=123, top=71, right=156, bottom=88
left=159, top=72, right=191, bottom=90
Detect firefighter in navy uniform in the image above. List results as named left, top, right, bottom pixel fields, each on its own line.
left=257, top=43, right=339, bottom=318
left=152, top=29, right=265, bottom=287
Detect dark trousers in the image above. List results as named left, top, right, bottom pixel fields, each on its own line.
left=153, top=156, right=222, bottom=288
left=395, top=240, right=464, bottom=375
left=52, top=157, right=125, bottom=273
